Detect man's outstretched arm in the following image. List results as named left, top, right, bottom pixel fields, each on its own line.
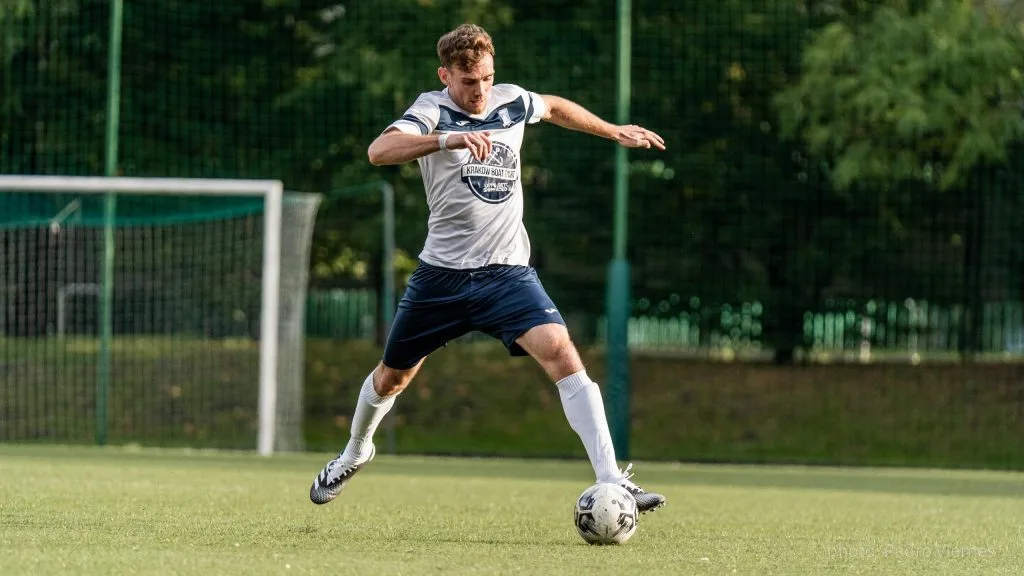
left=540, top=95, right=666, bottom=150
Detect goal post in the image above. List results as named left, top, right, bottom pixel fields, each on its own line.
left=0, top=176, right=318, bottom=455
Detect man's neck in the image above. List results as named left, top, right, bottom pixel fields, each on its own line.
left=442, top=87, right=488, bottom=119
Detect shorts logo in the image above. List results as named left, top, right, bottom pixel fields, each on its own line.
left=461, top=141, right=519, bottom=204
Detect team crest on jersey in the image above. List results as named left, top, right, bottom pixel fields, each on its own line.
left=498, top=108, right=513, bottom=128
left=461, top=141, right=519, bottom=204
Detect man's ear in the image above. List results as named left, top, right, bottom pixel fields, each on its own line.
left=437, top=66, right=449, bottom=86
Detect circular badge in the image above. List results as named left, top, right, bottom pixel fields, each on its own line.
left=460, top=141, right=519, bottom=204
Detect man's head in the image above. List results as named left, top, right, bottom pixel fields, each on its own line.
left=437, top=24, right=494, bottom=115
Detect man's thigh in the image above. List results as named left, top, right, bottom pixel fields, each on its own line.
left=382, top=264, right=473, bottom=369
left=468, top=266, right=566, bottom=357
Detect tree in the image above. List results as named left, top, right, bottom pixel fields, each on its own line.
left=616, top=0, right=842, bottom=362
left=776, top=0, right=1024, bottom=191
left=776, top=0, right=1024, bottom=356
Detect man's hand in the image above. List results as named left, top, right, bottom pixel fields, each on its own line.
left=613, top=125, right=666, bottom=150
left=447, top=131, right=493, bottom=161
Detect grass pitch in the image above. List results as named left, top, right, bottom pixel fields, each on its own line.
left=1, top=445, right=1021, bottom=575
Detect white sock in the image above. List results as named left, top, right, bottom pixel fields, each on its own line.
left=341, top=371, right=396, bottom=462
left=556, top=370, right=621, bottom=483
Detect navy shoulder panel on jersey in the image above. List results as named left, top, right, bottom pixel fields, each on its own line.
left=400, top=114, right=429, bottom=135
left=437, top=96, right=528, bottom=132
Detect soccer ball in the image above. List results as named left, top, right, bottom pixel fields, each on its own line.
left=573, top=482, right=638, bottom=545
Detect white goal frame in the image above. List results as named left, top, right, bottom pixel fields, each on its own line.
left=0, top=176, right=284, bottom=456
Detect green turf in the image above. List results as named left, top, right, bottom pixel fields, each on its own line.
left=1, top=445, right=1022, bottom=576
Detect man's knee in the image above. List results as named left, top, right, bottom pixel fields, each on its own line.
left=537, top=335, right=583, bottom=372
left=546, top=338, right=578, bottom=365
left=374, top=359, right=422, bottom=396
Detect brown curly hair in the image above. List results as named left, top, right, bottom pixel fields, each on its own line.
left=437, top=24, right=494, bottom=71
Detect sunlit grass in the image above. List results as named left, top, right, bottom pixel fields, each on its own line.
left=1, top=444, right=1021, bottom=575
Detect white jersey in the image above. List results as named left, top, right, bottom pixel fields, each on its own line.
left=388, top=84, right=548, bottom=269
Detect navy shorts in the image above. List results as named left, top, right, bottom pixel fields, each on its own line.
left=382, top=261, right=567, bottom=369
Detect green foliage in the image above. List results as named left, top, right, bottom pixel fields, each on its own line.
left=0, top=0, right=33, bottom=65
left=0, top=0, right=106, bottom=175
left=3, top=0, right=1023, bottom=361
left=777, top=0, right=1024, bottom=190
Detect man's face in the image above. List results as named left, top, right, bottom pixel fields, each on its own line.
left=438, top=54, right=494, bottom=115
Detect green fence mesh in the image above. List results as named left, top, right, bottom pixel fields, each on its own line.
left=2, top=0, right=1023, bottom=465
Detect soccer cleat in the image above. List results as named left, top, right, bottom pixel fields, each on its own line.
left=309, top=444, right=375, bottom=505
left=617, top=463, right=666, bottom=513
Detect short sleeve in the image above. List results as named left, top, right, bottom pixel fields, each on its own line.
left=387, top=93, right=440, bottom=135
left=523, top=89, right=548, bottom=124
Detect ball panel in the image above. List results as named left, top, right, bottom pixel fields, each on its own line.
left=573, top=482, right=638, bottom=544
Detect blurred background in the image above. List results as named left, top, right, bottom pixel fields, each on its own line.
left=1, top=0, right=1023, bottom=469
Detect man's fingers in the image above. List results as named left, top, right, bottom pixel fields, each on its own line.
left=646, top=129, right=666, bottom=149
left=479, top=133, right=492, bottom=159
left=623, top=126, right=666, bottom=150
left=638, top=127, right=666, bottom=150
left=474, top=133, right=491, bottom=160
left=464, top=136, right=479, bottom=159
left=444, top=131, right=492, bottom=160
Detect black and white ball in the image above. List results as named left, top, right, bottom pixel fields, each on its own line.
left=573, top=482, right=638, bottom=545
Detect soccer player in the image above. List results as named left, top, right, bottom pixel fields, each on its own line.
left=310, top=24, right=667, bottom=513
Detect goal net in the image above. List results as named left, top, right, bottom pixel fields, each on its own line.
left=0, top=177, right=320, bottom=454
